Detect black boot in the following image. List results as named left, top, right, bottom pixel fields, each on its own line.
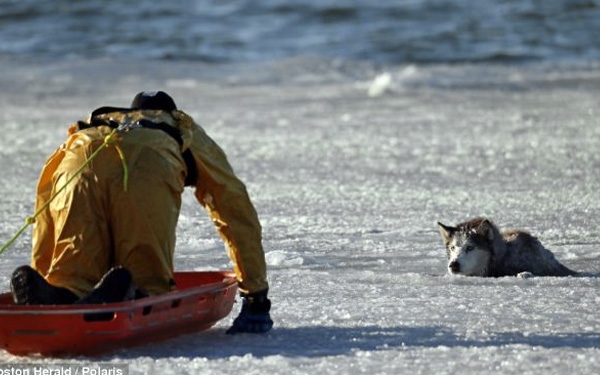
left=10, top=265, right=78, bottom=305
left=75, top=267, right=136, bottom=305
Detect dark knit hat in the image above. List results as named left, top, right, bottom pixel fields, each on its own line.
left=131, top=91, right=177, bottom=111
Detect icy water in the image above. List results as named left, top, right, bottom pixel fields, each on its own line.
left=1, top=0, right=600, bottom=374
left=0, top=57, right=599, bottom=374
left=1, top=0, right=600, bottom=63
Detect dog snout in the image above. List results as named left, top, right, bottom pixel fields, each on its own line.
left=449, top=260, right=460, bottom=273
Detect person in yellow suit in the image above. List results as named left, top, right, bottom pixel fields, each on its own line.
left=10, top=91, right=272, bottom=334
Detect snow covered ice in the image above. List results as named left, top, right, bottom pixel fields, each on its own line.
left=0, top=58, right=599, bottom=374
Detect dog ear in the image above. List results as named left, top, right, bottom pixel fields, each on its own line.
left=437, top=222, right=455, bottom=244
left=476, top=219, right=495, bottom=241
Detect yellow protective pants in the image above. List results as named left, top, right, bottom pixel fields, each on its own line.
left=31, top=125, right=186, bottom=297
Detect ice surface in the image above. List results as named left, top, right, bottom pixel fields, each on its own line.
left=0, top=57, right=599, bottom=374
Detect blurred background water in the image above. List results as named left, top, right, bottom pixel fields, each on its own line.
left=1, top=0, right=599, bottom=64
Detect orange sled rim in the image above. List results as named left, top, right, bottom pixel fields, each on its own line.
left=0, top=271, right=237, bottom=356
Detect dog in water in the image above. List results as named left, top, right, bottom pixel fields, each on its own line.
left=437, top=217, right=577, bottom=277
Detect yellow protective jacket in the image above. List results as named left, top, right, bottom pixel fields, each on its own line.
left=31, top=109, right=268, bottom=297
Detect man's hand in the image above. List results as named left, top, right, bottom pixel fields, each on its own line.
left=226, top=289, right=273, bottom=334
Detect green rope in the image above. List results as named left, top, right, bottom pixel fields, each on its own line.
left=0, top=128, right=125, bottom=256
left=113, top=144, right=129, bottom=192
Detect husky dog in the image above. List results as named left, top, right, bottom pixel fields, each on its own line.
left=437, top=217, right=577, bottom=277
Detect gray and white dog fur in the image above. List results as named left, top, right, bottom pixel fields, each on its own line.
left=437, top=217, right=577, bottom=277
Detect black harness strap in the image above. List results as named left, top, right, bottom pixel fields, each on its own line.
left=79, top=108, right=198, bottom=186
left=137, top=120, right=198, bottom=187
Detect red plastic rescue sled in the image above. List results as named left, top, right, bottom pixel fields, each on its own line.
left=0, top=271, right=237, bottom=356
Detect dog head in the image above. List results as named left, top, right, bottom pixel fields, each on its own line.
left=437, top=218, right=496, bottom=276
